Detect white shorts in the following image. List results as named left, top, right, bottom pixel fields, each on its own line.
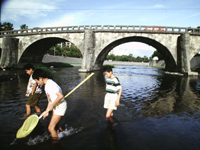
left=104, top=93, right=118, bottom=110
left=53, top=100, right=67, bottom=116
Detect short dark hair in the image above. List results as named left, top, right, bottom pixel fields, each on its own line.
left=32, top=69, right=48, bottom=80
left=103, top=65, right=112, bottom=72
left=24, top=63, right=34, bottom=70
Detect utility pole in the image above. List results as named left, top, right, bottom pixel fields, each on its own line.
left=54, top=46, right=55, bottom=56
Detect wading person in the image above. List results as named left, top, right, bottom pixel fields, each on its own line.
left=32, top=69, right=67, bottom=140
left=103, top=66, right=122, bottom=124
left=22, top=64, right=42, bottom=119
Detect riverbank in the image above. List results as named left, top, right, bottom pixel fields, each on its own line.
left=42, top=55, right=149, bottom=66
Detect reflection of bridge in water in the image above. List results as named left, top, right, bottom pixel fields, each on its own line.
left=141, top=76, right=200, bottom=117
left=0, top=25, right=200, bottom=75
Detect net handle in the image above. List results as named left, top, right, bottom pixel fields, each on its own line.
left=64, top=73, right=94, bottom=98
left=39, top=73, right=94, bottom=119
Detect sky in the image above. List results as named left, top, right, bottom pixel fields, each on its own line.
left=1, top=0, right=200, bottom=57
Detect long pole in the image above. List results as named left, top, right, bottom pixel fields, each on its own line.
left=64, top=73, right=94, bottom=98
left=39, top=72, right=94, bottom=118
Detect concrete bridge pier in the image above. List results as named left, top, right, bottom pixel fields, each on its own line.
left=178, top=33, right=198, bottom=75
left=178, top=33, right=190, bottom=73
left=0, top=37, right=19, bottom=68
left=79, top=30, right=95, bottom=72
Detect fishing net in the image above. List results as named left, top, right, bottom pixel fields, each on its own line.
left=17, top=114, right=39, bottom=138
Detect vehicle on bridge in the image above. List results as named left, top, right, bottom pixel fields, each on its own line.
left=144, top=26, right=165, bottom=31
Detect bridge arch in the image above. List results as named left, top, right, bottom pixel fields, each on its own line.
left=94, top=36, right=177, bottom=72
left=189, top=36, right=200, bottom=60
left=19, top=37, right=83, bottom=64
left=189, top=36, right=200, bottom=69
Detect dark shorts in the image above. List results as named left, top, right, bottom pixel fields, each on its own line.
left=27, top=93, right=41, bottom=106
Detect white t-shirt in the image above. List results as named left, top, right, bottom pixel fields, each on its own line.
left=45, top=79, right=63, bottom=103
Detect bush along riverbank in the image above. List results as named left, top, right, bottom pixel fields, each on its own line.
left=20, top=62, right=74, bottom=79
left=0, top=62, right=74, bottom=81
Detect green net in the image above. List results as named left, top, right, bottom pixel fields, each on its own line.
left=16, top=114, right=39, bottom=138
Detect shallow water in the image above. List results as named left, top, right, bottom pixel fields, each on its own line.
left=1, top=66, right=200, bottom=150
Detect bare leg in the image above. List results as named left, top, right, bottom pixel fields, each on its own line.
left=26, top=104, right=31, bottom=115
left=58, top=126, right=63, bottom=132
left=48, top=112, right=62, bottom=138
left=34, top=106, right=41, bottom=113
left=106, top=109, right=114, bottom=123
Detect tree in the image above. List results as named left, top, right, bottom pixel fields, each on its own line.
left=151, top=50, right=163, bottom=60
left=2, top=22, right=13, bottom=30
left=47, top=44, right=82, bottom=58
left=70, top=45, right=82, bottom=58
left=136, top=56, right=142, bottom=62
left=143, top=56, right=148, bottom=62
left=107, top=54, right=116, bottom=60
left=0, top=23, right=3, bottom=31
left=20, top=24, right=28, bottom=30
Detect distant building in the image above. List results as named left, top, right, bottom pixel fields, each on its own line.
left=57, top=42, right=73, bottom=47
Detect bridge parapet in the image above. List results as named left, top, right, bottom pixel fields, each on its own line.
left=0, top=25, right=199, bottom=37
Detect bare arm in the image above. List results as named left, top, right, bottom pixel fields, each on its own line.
left=42, top=91, right=64, bottom=119
left=31, top=83, right=37, bottom=95
left=115, top=88, right=122, bottom=106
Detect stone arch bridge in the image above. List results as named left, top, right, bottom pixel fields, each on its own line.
left=0, top=25, right=200, bottom=75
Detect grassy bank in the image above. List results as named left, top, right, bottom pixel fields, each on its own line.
left=20, top=62, right=74, bottom=79
left=42, top=62, right=74, bottom=68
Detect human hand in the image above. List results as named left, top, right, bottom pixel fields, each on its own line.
left=41, top=111, right=49, bottom=119
left=115, top=100, right=120, bottom=107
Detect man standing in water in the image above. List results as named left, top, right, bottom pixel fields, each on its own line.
left=103, top=66, right=122, bottom=124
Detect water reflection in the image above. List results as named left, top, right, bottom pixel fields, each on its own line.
left=141, top=76, right=200, bottom=118
left=1, top=66, right=200, bottom=149
left=104, top=124, right=119, bottom=150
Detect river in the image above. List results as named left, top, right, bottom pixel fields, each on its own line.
left=1, top=65, right=200, bottom=150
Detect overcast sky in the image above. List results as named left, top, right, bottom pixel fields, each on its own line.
left=1, top=0, right=200, bottom=57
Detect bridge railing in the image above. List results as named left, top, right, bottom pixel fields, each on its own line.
left=0, top=25, right=199, bottom=36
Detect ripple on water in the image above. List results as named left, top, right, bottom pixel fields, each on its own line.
left=26, top=125, right=83, bottom=146
left=2, top=66, right=200, bottom=149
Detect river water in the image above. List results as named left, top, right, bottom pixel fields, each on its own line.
left=1, top=65, right=200, bottom=150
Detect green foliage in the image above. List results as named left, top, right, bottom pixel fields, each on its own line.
left=47, top=45, right=82, bottom=58
left=151, top=50, right=164, bottom=60
left=106, top=54, right=150, bottom=62
left=21, top=62, right=73, bottom=79
left=107, top=54, right=116, bottom=61
left=103, top=64, right=115, bottom=68
left=20, top=64, right=53, bottom=79
left=0, top=23, right=3, bottom=31
left=42, top=62, right=73, bottom=68
left=20, top=24, right=28, bottom=30
left=1, top=22, right=14, bottom=31
left=34, top=65, right=53, bottom=78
